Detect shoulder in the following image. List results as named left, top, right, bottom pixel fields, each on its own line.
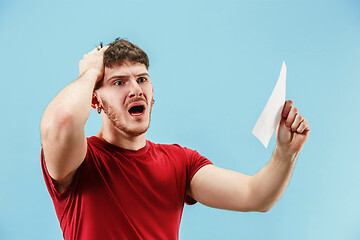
left=87, top=136, right=103, bottom=147
left=148, top=141, right=207, bottom=164
left=148, top=141, right=193, bottom=154
left=86, top=136, right=117, bottom=154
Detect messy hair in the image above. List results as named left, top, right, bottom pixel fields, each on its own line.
left=104, top=38, right=149, bottom=69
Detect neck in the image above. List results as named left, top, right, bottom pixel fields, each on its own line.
left=95, top=125, right=147, bottom=151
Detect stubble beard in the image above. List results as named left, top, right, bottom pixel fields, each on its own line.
left=101, top=98, right=152, bottom=137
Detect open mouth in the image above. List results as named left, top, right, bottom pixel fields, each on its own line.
left=128, top=104, right=145, bottom=116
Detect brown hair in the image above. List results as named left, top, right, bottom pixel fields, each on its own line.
left=104, top=38, right=149, bottom=69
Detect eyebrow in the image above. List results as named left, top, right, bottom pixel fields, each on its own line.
left=107, top=72, right=149, bottom=82
left=137, top=72, right=150, bottom=77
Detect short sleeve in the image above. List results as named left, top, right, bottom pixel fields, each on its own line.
left=41, top=149, right=81, bottom=201
left=183, top=148, right=213, bottom=205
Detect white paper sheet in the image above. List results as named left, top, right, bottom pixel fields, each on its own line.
left=252, top=61, right=286, bottom=148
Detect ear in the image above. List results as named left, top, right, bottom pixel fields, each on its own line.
left=151, top=86, right=155, bottom=106
left=91, top=92, right=101, bottom=110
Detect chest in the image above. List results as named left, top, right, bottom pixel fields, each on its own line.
left=82, top=150, right=187, bottom=209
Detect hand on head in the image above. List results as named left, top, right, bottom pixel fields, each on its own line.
left=79, top=44, right=109, bottom=82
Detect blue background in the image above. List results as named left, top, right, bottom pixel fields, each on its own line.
left=1, top=0, right=359, bottom=239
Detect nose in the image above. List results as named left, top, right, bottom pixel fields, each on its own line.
left=128, top=79, right=143, bottom=98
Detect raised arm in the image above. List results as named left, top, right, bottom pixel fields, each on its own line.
left=188, top=100, right=310, bottom=212
left=40, top=46, right=108, bottom=193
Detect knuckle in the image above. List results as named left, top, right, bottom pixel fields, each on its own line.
left=285, top=120, right=291, bottom=127
left=298, top=128, right=305, bottom=134
left=298, top=122, right=307, bottom=132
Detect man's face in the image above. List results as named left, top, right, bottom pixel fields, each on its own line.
left=96, top=60, right=154, bottom=137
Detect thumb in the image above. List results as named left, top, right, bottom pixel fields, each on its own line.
left=277, top=118, right=293, bottom=145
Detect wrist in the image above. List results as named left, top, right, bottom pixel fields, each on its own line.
left=80, top=69, right=103, bottom=83
left=274, top=146, right=299, bottom=163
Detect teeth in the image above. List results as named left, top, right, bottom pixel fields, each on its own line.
left=128, top=105, right=144, bottom=116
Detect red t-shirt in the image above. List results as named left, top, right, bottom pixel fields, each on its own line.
left=41, top=136, right=212, bottom=240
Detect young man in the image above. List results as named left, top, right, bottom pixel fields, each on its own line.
left=40, top=38, right=310, bottom=240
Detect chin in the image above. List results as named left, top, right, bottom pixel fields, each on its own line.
left=103, top=103, right=152, bottom=137
left=123, top=127, right=148, bottom=137
left=115, top=121, right=151, bottom=137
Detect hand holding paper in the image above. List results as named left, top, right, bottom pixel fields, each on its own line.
left=252, top=61, right=310, bottom=153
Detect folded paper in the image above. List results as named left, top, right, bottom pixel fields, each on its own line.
left=252, top=61, right=286, bottom=148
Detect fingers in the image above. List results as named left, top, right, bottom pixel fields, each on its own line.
left=79, top=45, right=109, bottom=78
left=290, top=113, right=303, bottom=131
left=282, top=100, right=310, bottom=134
left=90, top=45, right=109, bottom=53
left=296, top=119, right=310, bottom=134
left=82, top=45, right=109, bottom=61
left=281, top=100, right=293, bottom=118
left=285, top=106, right=298, bottom=128
left=101, top=45, right=109, bottom=51
left=97, top=44, right=109, bottom=52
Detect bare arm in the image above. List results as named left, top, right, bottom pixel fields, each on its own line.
left=40, top=46, right=108, bottom=193
left=188, top=100, right=310, bottom=212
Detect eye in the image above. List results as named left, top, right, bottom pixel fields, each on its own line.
left=137, top=77, right=147, bottom=83
left=114, top=81, right=124, bottom=86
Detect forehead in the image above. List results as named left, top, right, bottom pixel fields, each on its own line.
left=104, top=60, right=148, bottom=81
